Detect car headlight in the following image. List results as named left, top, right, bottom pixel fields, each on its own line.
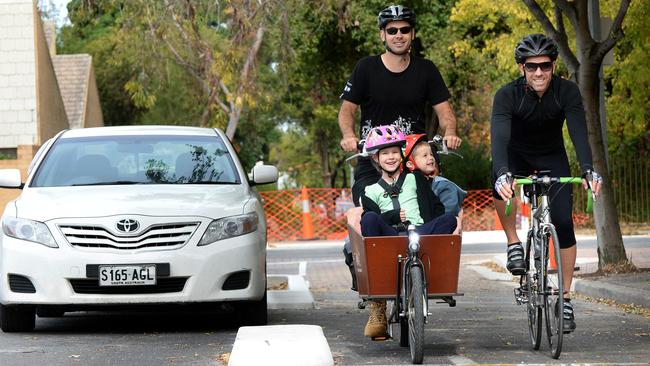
left=198, top=212, right=258, bottom=246
left=2, top=217, right=58, bottom=248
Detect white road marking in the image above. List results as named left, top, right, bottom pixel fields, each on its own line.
left=448, top=355, right=477, bottom=364
left=299, top=261, right=308, bottom=276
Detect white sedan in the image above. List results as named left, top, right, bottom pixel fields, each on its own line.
left=0, top=126, right=278, bottom=332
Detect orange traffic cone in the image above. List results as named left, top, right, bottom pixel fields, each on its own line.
left=300, top=186, right=315, bottom=240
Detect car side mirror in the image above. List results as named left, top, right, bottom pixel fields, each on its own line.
left=250, top=165, right=278, bottom=186
left=0, top=169, right=23, bottom=189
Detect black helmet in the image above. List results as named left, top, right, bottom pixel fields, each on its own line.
left=377, top=5, right=416, bottom=29
left=514, top=33, right=559, bottom=64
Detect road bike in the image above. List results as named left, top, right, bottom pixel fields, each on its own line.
left=507, top=172, right=593, bottom=359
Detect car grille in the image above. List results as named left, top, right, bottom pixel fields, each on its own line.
left=69, top=277, right=188, bottom=294
left=59, top=222, right=200, bottom=250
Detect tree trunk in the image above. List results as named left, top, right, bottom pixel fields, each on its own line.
left=316, top=130, right=332, bottom=188
left=576, top=62, right=628, bottom=269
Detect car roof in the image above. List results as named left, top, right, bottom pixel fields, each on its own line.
left=59, top=125, right=222, bottom=139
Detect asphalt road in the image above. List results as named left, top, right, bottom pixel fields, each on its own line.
left=0, top=239, right=648, bottom=365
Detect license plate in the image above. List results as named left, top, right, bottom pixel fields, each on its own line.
left=98, top=265, right=157, bottom=286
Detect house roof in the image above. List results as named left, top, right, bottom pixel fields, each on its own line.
left=52, top=54, right=92, bottom=129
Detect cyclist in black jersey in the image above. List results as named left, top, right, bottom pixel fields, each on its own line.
left=491, top=34, right=602, bottom=333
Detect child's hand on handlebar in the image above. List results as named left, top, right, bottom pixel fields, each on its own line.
left=400, top=209, right=406, bottom=222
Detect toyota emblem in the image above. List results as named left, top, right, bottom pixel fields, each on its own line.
left=116, top=219, right=140, bottom=233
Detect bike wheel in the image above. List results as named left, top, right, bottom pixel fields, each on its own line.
left=543, top=226, right=564, bottom=359
left=407, top=266, right=425, bottom=364
left=525, top=235, right=542, bottom=350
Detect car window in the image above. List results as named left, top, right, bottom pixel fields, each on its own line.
left=30, top=135, right=240, bottom=187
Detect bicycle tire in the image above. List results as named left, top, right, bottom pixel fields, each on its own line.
left=407, top=265, right=425, bottom=364
left=526, top=234, right=542, bottom=350
left=543, top=226, right=564, bottom=359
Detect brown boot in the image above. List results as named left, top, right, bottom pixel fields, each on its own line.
left=364, top=300, right=388, bottom=340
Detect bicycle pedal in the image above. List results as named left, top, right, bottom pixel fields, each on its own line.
left=514, top=288, right=528, bottom=305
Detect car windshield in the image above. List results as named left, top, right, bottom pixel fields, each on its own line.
left=30, top=134, right=240, bottom=187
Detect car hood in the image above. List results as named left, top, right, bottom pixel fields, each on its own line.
left=15, top=185, right=250, bottom=221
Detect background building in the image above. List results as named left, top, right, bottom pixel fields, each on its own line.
left=0, top=0, right=103, bottom=210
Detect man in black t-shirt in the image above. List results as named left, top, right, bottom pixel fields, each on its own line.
left=337, top=4, right=461, bottom=340
left=491, top=34, right=603, bottom=333
left=339, top=5, right=461, bottom=206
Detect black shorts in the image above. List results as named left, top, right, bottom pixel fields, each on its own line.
left=492, top=149, right=576, bottom=249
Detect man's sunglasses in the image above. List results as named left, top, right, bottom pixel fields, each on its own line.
left=385, top=26, right=412, bottom=35
left=524, top=61, right=553, bottom=72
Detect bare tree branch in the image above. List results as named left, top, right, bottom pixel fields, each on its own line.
left=237, top=25, right=266, bottom=96
left=522, top=0, right=579, bottom=73
left=595, top=0, right=630, bottom=61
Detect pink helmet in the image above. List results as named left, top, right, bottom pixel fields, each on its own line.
left=364, top=125, right=406, bottom=154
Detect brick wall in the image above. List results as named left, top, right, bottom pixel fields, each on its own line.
left=0, top=0, right=38, bottom=148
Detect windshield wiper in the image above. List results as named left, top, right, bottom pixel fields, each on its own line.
left=177, top=181, right=238, bottom=185
left=71, top=181, right=144, bottom=186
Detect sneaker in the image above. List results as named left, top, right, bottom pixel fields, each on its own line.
left=562, top=299, right=576, bottom=333
left=364, top=300, right=388, bottom=340
left=506, top=242, right=526, bottom=275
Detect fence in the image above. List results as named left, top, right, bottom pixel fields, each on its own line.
left=260, top=184, right=635, bottom=242
left=261, top=187, right=517, bottom=242
left=610, top=157, right=650, bottom=223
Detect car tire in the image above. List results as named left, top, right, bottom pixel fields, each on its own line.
left=237, top=290, right=268, bottom=326
left=0, top=305, right=36, bottom=332
left=36, top=307, right=65, bottom=318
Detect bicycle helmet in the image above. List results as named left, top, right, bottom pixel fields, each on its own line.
left=514, top=33, right=559, bottom=64
left=403, top=134, right=428, bottom=165
left=377, top=5, right=416, bottom=29
left=365, top=125, right=406, bottom=155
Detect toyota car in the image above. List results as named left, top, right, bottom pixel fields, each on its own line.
left=0, top=126, right=278, bottom=332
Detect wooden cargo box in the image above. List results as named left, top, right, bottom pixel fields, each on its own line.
left=349, top=226, right=462, bottom=299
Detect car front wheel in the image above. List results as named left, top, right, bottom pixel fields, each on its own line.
left=1, top=305, right=36, bottom=332
left=237, top=290, right=268, bottom=326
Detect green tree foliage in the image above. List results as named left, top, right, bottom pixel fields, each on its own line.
left=604, top=0, right=649, bottom=156
left=59, top=0, right=144, bottom=126
left=57, top=0, right=646, bottom=198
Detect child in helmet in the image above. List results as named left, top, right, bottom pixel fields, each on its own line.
left=403, top=134, right=467, bottom=220
left=359, top=125, right=457, bottom=340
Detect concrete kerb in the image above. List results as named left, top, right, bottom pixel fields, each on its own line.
left=574, top=274, right=650, bottom=308
left=228, top=324, right=334, bottom=366
left=267, top=274, right=315, bottom=310
left=470, top=254, right=650, bottom=309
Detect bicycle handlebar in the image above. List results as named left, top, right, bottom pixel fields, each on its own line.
left=504, top=176, right=593, bottom=216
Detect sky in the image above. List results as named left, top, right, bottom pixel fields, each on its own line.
left=40, top=0, right=71, bottom=27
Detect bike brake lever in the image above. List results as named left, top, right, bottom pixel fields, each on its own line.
left=345, top=151, right=368, bottom=162
left=431, top=135, right=464, bottom=159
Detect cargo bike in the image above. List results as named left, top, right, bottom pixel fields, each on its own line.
left=348, top=224, right=463, bottom=364
left=344, top=134, right=464, bottom=364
